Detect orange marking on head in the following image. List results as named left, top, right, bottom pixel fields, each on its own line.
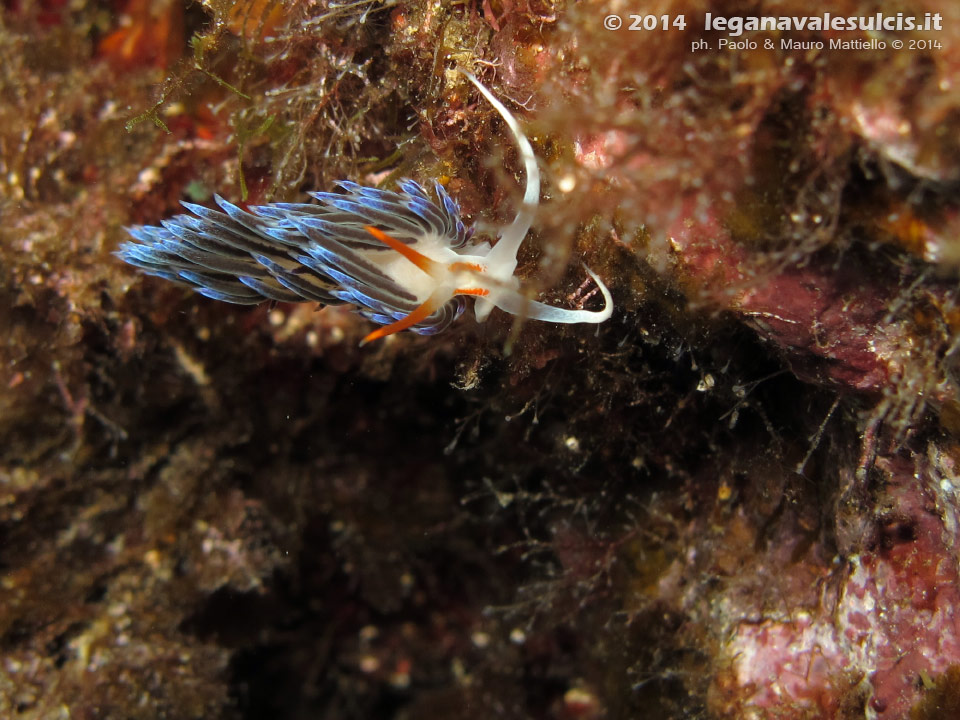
left=364, top=226, right=439, bottom=275
left=360, top=294, right=443, bottom=345
left=449, top=261, right=485, bottom=273
left=454, top=288, right=490, bottom=297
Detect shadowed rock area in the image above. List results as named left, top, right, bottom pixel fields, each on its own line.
left=3, top=0, right=960, bottom=718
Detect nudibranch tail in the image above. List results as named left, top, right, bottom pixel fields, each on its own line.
left=117, top=69, right=614, bottom=344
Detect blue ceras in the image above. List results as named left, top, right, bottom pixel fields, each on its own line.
left=117, top=69, right=614, bottom=345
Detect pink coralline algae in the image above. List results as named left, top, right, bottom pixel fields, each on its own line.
left=715, top=450, right=960, bottom=717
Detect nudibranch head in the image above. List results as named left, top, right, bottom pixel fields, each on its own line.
left=117, top=69, right=613, bottom=344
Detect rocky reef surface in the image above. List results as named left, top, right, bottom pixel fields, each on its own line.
left=2, top=0, right=960, bottom=718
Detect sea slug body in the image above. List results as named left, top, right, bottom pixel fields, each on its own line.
left=118, top=71, right=613, bottom=344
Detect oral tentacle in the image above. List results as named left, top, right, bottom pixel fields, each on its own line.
left=486, top=265, right=613, bottom=324
left=460, top=70, right=539, bottom=277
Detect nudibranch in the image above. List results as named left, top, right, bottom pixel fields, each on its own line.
left=118, top=71, right=613, bottom=344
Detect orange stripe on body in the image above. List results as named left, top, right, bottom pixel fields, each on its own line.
left=364, top=226, right=440, bottom=275
left=361, top=294, right=444, bottom=345
left=449, top=261, right=485, bottom=273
